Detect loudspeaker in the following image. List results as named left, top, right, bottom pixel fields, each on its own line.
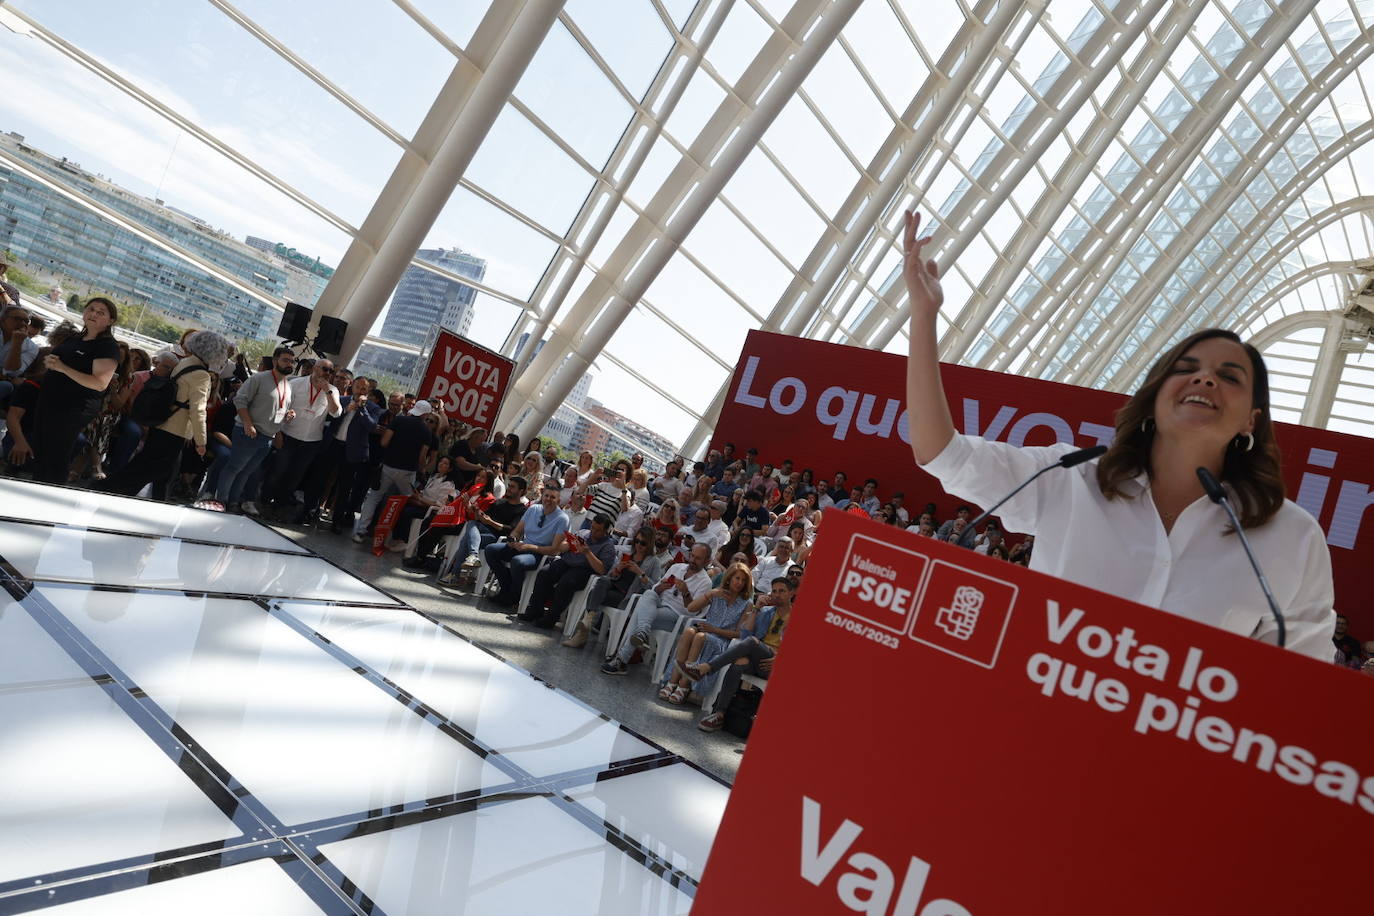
left=277, top=301, right=311, bottom=342
left=315, top=315, right=348, bottom=355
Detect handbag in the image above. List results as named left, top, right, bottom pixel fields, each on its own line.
left=723, top=685, right=763, bottom=740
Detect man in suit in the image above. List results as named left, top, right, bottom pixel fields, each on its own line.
left=297, top=376, right=380, bottom=530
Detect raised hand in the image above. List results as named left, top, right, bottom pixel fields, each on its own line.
left=902, top=211, right=943, bottom=319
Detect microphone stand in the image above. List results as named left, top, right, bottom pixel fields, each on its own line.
left=956, top=445, right=1107, bottom=549
left=1196, top=467, right=1286, bottom=649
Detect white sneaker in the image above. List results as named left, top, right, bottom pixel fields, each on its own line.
left=351, top=533, right=365, bottom=544
left=241, top=501, right=261, bottom=517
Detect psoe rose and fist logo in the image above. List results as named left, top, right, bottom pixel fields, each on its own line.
left=830, top=533, right=1018, bottom=669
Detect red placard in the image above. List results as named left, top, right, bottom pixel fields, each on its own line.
left=710, top=330, right=1374, bottom=633
left=694, top=510, right=1373, bottom=915
left=417, top=330, right=514, bottom=429
left=370, top=494, right=409, bottom=557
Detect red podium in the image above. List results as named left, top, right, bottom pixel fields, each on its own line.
left=694, top=509, right=1372, bottom=915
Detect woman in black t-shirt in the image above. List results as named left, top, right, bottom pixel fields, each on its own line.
left=31, top=298, right=121, bottom=484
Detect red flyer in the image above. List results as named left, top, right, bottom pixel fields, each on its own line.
left=370, top=495, right=410, bottom=557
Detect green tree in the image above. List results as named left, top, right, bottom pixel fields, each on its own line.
left=234, top=336, right=274, bottom=366
left=0, top=258, right=44, bottom=297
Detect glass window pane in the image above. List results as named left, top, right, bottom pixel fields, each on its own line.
left=681, top=200, right=794, bottom=315
left=723, top=149, right=826, bottom=268
left=513, top=21, right=634, bottom=170
left=227, top=0, right=458, bottom=137
left=424, top=186, right=560, bottom=300
left=565, top=0, right=675, bottom=101
left=465, top=105, right=598, bottom=236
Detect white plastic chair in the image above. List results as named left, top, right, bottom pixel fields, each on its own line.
left=600, top=592, right=644, bottom=659
left=701, top=655, right=770, bottom=714
left=402, top=506, right=438, bottom=560
left=511, top=555, right=550, bottom=617
left=560, top=574, right=602, bottom=636
left=439, top=532, right=503, bottom=585
left=648, top=613, right=690, bottom=684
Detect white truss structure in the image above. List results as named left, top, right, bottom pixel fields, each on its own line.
left=2, top=0, right=1371, bottom=460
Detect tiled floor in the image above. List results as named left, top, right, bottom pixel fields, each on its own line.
left=271, top=521, right=750, bottom=785
left=0, top=480, right=731, bottom=915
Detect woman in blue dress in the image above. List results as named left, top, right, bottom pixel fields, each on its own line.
left=657, top=561, right=754, bottom=705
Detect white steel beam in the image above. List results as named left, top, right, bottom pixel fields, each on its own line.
left=1021, top=0, right=1320, bottom=384
left=678, top=0, right=1024, bottom=458
left=312, top=0, right=566, bottom=363
left=847, top=0, right=1167, bottom=351
left=507, top=0, right=861, bottom=444
left=1238, top=260, right=1365, bottom=337
left=1301, top=310, right=1350, bottom=426
left=863, top=0, right=1211, bottom=363
left=1070, top=30, right=1372, bottom=388
left=1108, top=115, right=1374, bottom=387
left=499, top=0, right=733, bottom=379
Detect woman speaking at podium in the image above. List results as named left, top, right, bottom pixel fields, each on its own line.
left=901, top=212, right=1335, bottom=660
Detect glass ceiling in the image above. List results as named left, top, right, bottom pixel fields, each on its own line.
left=0, top=0, right=1370, bottom=459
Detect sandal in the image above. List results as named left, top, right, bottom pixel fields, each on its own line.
left=667, top=685, right=689, bottom=705
left=675, top=660, right=703, bottom=683
left=657, top=684, right=674, bottom=701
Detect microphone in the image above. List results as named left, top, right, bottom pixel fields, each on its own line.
left=957, top=445, right=1107, bottom=548
left=1195, top=467, right=1286, bottom=649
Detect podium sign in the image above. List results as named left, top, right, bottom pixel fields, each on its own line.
left=694, top=510, right=1372, bottom=915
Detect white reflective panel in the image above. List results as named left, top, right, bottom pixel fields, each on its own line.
left=0, top=479, right=307, bottom=553
left=562, top=762, right=728, bottom=882
left=34, top=859, right=324, bottom=915
left=320, top=796, right=692, bottom=916
left=0, top=595, right=87, bottom=685
left=36, top=588, right=504, bottom=829
left=0, top=526, right=391, bottom=604
left=0, top=608, right=240, bottom=883
left=277, top=602, right=657, bottom=777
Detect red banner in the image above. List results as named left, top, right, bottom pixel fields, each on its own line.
left=417, top=330, right=514, bottom=429
left=371, top=494, right=409, bottom=557
left=694, top=510, right=1373, bottom=914
left=711, top=330, right=1374, bottom=634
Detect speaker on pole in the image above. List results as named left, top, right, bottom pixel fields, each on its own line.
left=277, top=302, right=311, bottom=342
left=315, top=316, right=349, bottom=355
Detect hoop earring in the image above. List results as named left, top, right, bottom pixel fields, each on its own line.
left=1140, top=417, right=1154, bottom=434
left=1234, top=433, right=1254, bottom=453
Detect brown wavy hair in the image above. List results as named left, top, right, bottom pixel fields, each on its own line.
left=1095, top=328, right=1284, bottom=530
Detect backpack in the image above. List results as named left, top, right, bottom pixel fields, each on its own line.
left=130, top=365, right=208, bottom=427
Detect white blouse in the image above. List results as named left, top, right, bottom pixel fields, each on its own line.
left=922, top=435, right=1335, bottom=661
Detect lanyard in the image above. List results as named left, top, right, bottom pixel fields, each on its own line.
left=271, top=371, right=287, bottom=410
left=308, top=382, right=325, bottom=408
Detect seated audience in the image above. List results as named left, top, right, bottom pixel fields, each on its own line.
left=418, top=473, right=526, bottom=579
left=718, top=528, right=762, bottom=568
left=656, top=561, right=754, bottom=705
left=562, top=527, right=666, bottom=649
left=380, top=455, right=458, bottom=552
left=936, top=506, right=972, bottom=540
left=601, top=543, right=712, bottom=676
left=684, top=576, right=795, bottom=732
left=518, top=513, right=617, bottom=629
left=734, top=489, right=770, bottom=535
left=351, top=399, right=438, bottom=541
left=752, top=536, right=797, bottom=592
left=483, top=485, right=570, bottom=606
